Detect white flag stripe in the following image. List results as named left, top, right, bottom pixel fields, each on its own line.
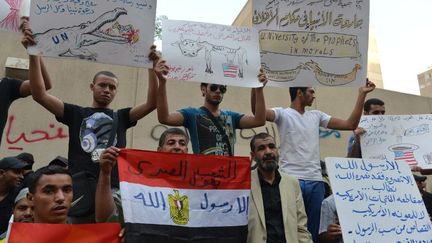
left=120, top=181, right=250, bottom=227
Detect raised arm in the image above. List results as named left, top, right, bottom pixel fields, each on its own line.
left=250, top=78, right=275, bottom=122
left=95, top=147, right=119, bottom=222
left=327, top=79, right=375, bottom=130
left=128, top=46, right=159, bottom=122
left=154, top=58, right=184, bottom=126
left=19, top=17, right=52, bottom=97
left=240, top=68, right=267, bottom=128
left=19, top=58, right=52, bottom=97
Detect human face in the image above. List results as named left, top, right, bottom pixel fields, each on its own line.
left=28, top=174, right=73, bottom=224
left=0, top=169, right=24, bottom=188
left=365, top=104, right=385, bottom=115
left=13, top=198, right=33, bottom=223
left=91, top=74, right=118, bottom=107
left=301, top=88, right=315, bottom=106
left=251, top=137, right=279, bottom=172
left=416, top=180, right=426, bottom=192
left=202, top=84, right=226, bottom=106
left=158, top=134, right=188, bottom=154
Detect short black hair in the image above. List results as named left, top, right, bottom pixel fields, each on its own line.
left=200, top=83, right=208, bottom=87
left=364, top=98, right=384, bottom=112
left=250, top=132, right=274, bottom=152
left=289, top=87, right=308, bottom=102
left=28, top=165, right=72, bottom=193
left=158, top=128, right=189, bottom=147
left=92, top=71, right=118, bottom=83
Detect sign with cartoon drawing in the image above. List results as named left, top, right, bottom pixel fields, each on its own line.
left=253, top=0, right=369, bottom=87
left=359, top=114, right=432, bottom=169
left=162, top=20, right=262, bottom=87
left=27, top=0, right=156, bottom=68
left=0, top=0, right=30, bottom=32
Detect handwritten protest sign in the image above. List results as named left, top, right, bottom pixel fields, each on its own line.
left=8, top=222, right=121, bottom=243
left=0, top=0, right=29, bottom=32
left=162, top=20, right=262, bottom=87
left=27, top=0, right=156, bottom=68
left=359, top=114, right=432, bottom=170
left=118, top=149, right=250, bottom=242
left=325, top=157, right=432, bottom=242
left=253, top=0, right=369, bottom=87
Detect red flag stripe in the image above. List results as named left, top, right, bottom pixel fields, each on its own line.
left=118, top=149, right=251, bottom=190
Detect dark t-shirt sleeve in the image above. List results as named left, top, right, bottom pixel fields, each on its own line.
left=178, top=107, right=192, bottom=128
left=117, top=107, right=137, bottom=129
left=55, top=103, right=79, bottom=126
left=4, top=77, right=24, bottom=100
left=227, top=110, right=244, bottom=129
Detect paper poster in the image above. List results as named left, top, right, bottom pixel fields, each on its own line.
left=253, top=0, right=369, bottom=87
left=359, top=114, right=432, bottom=170
left=27, top=0, right=156, bottom=68
left=326, top=157, right=432, bottom=242
left=0, top=0, right=29, bottom=32
left=162, top=20, right=262, bottom=87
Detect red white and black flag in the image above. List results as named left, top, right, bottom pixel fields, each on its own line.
left=117, top=149, right=251, bottom=243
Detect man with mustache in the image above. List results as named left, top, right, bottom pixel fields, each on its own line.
left=0, top=157, right=27, bottom=238
left=248, top=133, right=312, bottom=243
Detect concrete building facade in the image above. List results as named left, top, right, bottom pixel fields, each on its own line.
left=418, top=67, right=432, bottom=97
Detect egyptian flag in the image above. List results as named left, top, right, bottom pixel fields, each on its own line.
left=118, top=149, right=251, bottom=243
left=7, top=223, right=121, bottom=242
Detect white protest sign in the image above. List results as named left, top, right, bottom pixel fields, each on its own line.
left=326, top=157, right=432, bottom=242
left=0, top=0, right=29, bottom=32
left=162, top=20, right=262, bottom=87
left=359, top=114, right=432, bottom=170
left=28, top=0, right=156, bottom=68
left=253, top=0, right=369, bottom=87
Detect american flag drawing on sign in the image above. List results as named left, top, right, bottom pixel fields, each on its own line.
left=394, top=150, right=417, bottom=165
left=222, top=63, right=238, bottom=78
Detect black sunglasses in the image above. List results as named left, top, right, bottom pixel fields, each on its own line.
left=209, top=84, right=227, bottom=94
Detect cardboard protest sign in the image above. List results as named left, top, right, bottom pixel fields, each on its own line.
left=163, top=20, right=262, bottom=87
left=326, top=157, right=432, bottom=242
left=27, top=0, right=156, bottom=68
left=8, top=223, right=121, bottom=243
left=359, top=114, right=432, bottom=170
left=253, top=0, right=369, bottom=87
left=118, top=149, right=250, bottom=242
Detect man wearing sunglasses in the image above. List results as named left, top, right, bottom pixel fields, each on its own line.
left=347, top=98, right=385, bottom=158
left=156, top=59, right=267, bottom=156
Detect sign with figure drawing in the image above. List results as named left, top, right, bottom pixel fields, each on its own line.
left=253, top=0, right=369, bottom=87
left=27, top=0, right=156, bottom=68
left=325, top=157, right=432, bottom=242
left=359, top=114, right=432, bottom=169
left=0, top=0, right=30, bottom=32
left=162, top=20, right=262, bottom=87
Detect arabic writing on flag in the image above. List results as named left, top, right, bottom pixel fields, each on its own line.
left=117, top=149, right=251, bottom=242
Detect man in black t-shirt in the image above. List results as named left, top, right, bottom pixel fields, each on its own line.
left=23, top=25, right=159, bottom=187
left=0, top=59, right=51, bottom=147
